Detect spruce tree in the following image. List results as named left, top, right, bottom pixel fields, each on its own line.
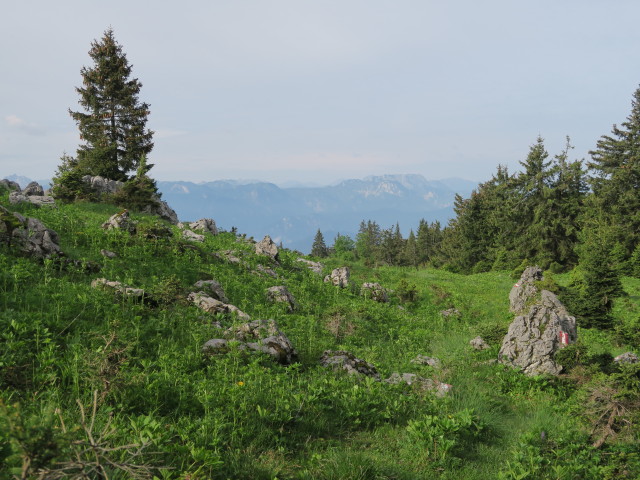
left=311, top=229, right=329, bottom=258
left=69, top=28, right=154, bottom=181
left=588, top=84, right=640, bottom=256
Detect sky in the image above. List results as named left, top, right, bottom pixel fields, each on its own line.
left=2, top=1, right=640, bottom=187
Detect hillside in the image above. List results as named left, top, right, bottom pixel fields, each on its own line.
left=1, top=191, right=639, bottom=479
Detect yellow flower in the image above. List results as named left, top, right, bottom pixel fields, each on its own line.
left=237, top=381, right=244, bottom=386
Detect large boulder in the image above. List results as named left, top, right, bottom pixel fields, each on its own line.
left=1, top=206, right=63, bottom=259
left=22, top=181, right=44, bottom=196
left=255, top=235, right=279, bottom=262
left=0, top=179, right=21, bottom=191
left=266, top=285, right=298, bottom=312
left=82, top=175, right=124, bottom=194
left=509, top=266, right=543, bottom=314
left=499, top=289, right=577, bottom=376
left=182, top=230, right=205, bottom=242
left=319, top=350, right=380, bottom=380
left=143, top=200, right=179, bottom=225
left=324, top=267, right=350, bottom=288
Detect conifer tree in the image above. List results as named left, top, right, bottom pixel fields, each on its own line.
left=588, top=84, right=640, bottom=256
left=311, top=229, right=329, bottom=258
left=68, top=28, right=154, bottom=181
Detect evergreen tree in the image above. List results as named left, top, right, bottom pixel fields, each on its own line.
left=68, top=28, right=154, bottom=181
left=588, top=84, right=640, bottom=256
left=401, top=229, right=419, bottom=267
left=355, top=220, right=382, bottom=264
left=332, top=233, right=355, bottom=259
left=311, top=229, right=329, bottom=258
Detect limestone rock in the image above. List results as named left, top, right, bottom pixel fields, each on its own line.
left=440, top=308, right=462, bottom=319
left=0, top=179, right=21, bottom=191
left=82, top=175, right=124, bottom=194
left=297, top=258, right=324, bottom=274
left=510, top=266, right=543, bottom=314
left=188, top=218, right=218, bottom=235
left=499, top=290, right=577, bottom=376
left=227, top=319, right=298, bottom=365
left=188, top=292, right=250, bottom=320
left=8, top=192, right=29, bottom=205
left=254, top=264, right=278, bottom=278
left=182, top=230, right=205, bottom=242
left=614, top=352, right=639, bottom=364
left=411, top=355, right=441, bottom=368
left=22, top=181, right=44, bottom=196
left=101, top=210, right=137, bottom=234
left=255, top=235, right=279, bottom=261
left=361, top=282, right=388, bottom=303
left=319, top=350, right=380, bottom=380
left=2, top=209, right=63, bottom=259
left=324, top=267, right=350, bottom=288
left=100, top=249, right=118, bottom=259
left=143, top=200, right=179, bottom=225
left=266, top=285, right=298, bottom=312
left=91, top=278, right=146, bottom=299
left=193, top=279, right=228, bottom=303
left=385, top=372, right=452, bottom=396
left=470, top=336, right=490, bottom=350
left=202, top=338, right=230, bottom=354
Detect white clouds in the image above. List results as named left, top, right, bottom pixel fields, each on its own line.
left=4, top=115, right=45, bottom=136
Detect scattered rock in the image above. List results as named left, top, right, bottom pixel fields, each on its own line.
left=101, top=210, right=137, bottom=234
left=499, top=289, right=577, bottom=376
left=82, top=175, right=124, bottom=194
left=91, top=278, right=146, bottom=300
left=255, top=235, right=279, bottom=262
left=100, top=249, right=118, bottom=259
left=8, top=192, right=29, bottom=205
left=226, top=319, right=298, bottom=365
left=143, top=200, right=179, bottom=225
left=182, top=230, right=205, bottom=242
left=470, top=336, right=490, bottom=351
left=319, top=350, right=380, bottom=380
left=297, top=258, right=324, bottom=274
left=8, top=191, right=56, bottom=207
left=254, top=264, right=278, bottom=278
left=22, top=181, right=44, bottom=196
left=266, top=286, right=298, bottom=312
left=0, top=179, right=21, bottom=191
left=201, top=338, right=230, bottom=354
left=193, top=279, right=228, bottom=303
left=384, top=372, right=451, bottom=397
left=440, top=308, right=462, bottom=319
left=188, top=292, right=250, bottom=320
left=1, top=207, right=63, bottom=259
left=411, top=355, right=441, bottom=368
left=188, top=218, right=218, bottom=235
left=215, top=250, right=243, bottom=264
left=324, top=267, right=350, bottom=288
left=509, top=266, right=543, bottom=314
left=614, top=352, right=639, bottom=364
left=361, top=282, right=388, bottom=302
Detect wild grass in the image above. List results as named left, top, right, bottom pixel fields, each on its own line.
left=1, top=196, right=639, bottom=479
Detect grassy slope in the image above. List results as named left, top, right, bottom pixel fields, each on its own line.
left=1, top=197, right=638, bottom=479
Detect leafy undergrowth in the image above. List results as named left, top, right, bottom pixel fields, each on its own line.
left=1, top=197, right=639, bottom=479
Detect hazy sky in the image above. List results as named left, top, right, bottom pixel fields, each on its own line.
left=2, top=1, right=640, bottom=186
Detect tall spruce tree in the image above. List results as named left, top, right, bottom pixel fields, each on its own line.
left=311, top=229, right=329, bottom=258
left=588, top=84, right=640, bottom=256
left=69, top=28, right=154, bottom=181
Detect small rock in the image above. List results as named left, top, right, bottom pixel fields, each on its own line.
left=470, top=336, right=490, bottom=351
left=100, top=249, right=118, bottom=259
left=102, top=210, right=137, bottom=234
left=202, top=338, right=229, bottom=353
left=182, top=230, right=205, bottom=242
left=361, top=282, right=388, bottom=303
left=614, top=352, right=639, bottom=364
left=297, top=258, right=324, bottom=274
left=411, top=355, right=441, bottom=368
left=440, top=308, right=461, bottom=318
left=188, top=218, right=218, bottom=235
left=324, top=267, right=350, bottom=288
left=266, top=285, right=298, bottom=312
left=188, top=292, right=250, bottom=320
left=193, top=279, right=228, bottom=303
left=91, top=278, right=146, bottom=299
left=319, top=350, right=380, bottom=380
left=227, top=319, right=298, bottom=365
left=384, top=372, right=451, bottom=397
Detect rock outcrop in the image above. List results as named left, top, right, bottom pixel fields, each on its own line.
left=0, top=179, right=21, bottom=191
left=361, top=282, right=388, bottom=303
left=324, top=267, right=350, bottom=288
left=91, top=278, right=146, bottom=300
left=22, top=181, right=44, bottom=196
left=1, top=206, right=63, bottom=259
left=499, top=270, right=577, bottom=376
left=182, top=230, right=205, bottom=242
left=187, top=218, right=218, bottom=235
left=255, top=235, right=279, bottom=262
left=297, top=258, right=324, bottom=275
left=266, top=285, right=298, bottom=312
left=7, top=181, right=56, bottom=207
left=193, top=279, right=228, bottom=303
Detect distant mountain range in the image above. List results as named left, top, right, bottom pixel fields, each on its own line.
left=3, top=173, right=477, bottom=253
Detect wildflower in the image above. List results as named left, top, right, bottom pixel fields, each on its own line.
left=237, top=381, right=244, bottom=386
